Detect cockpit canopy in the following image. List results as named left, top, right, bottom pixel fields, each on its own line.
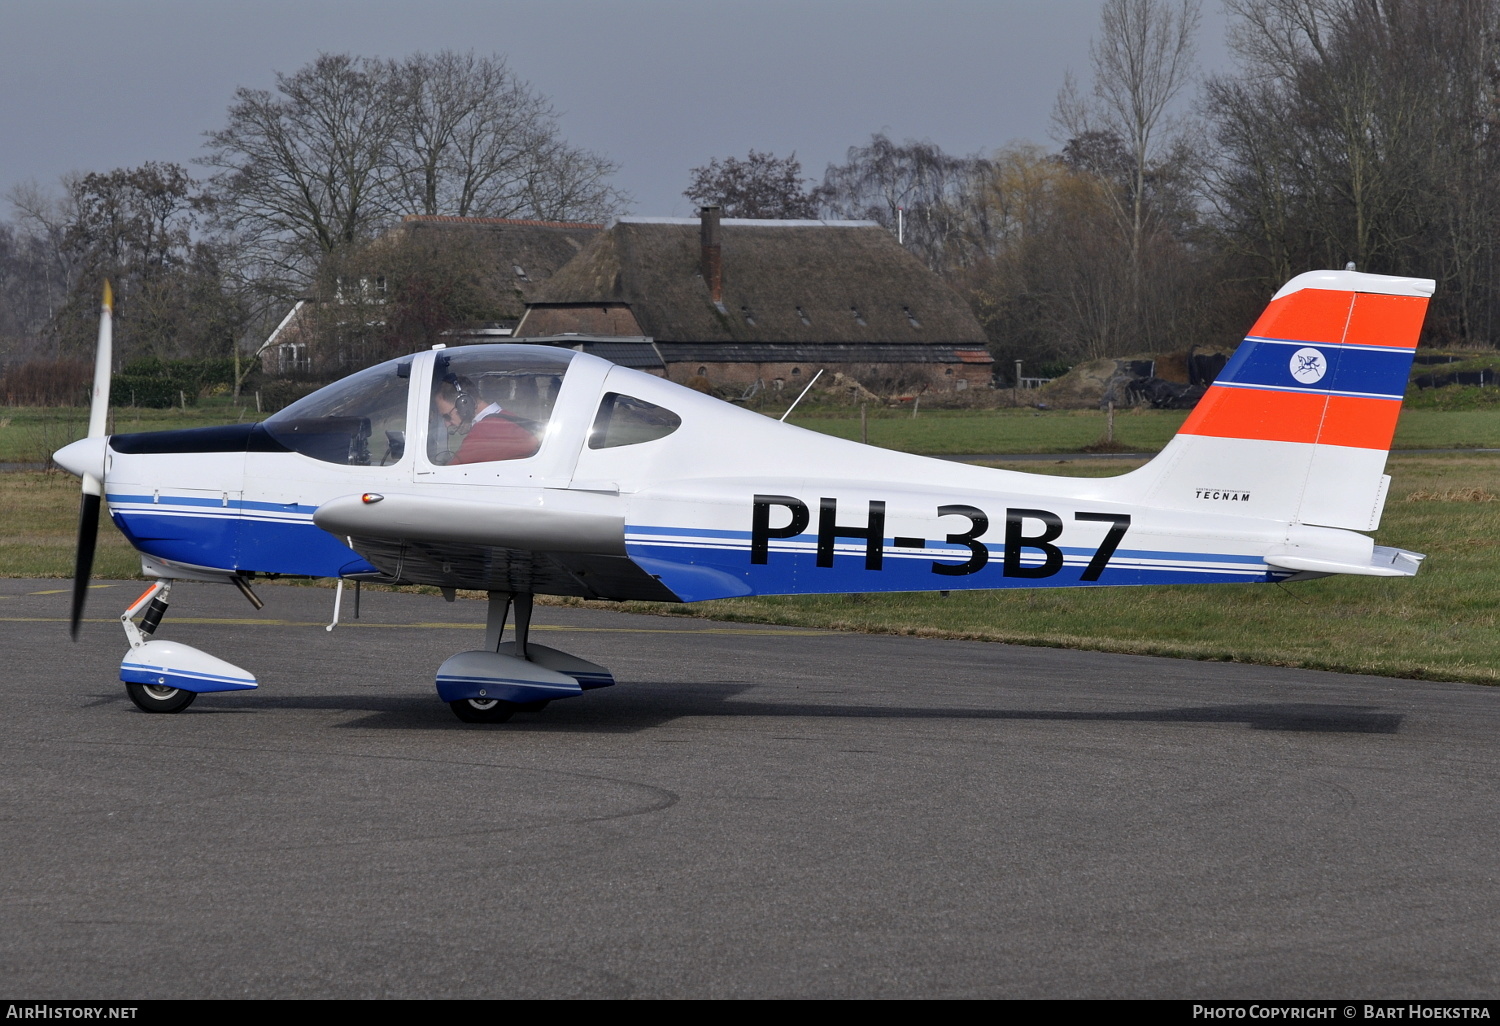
left=262, top=346, right=578, bottom=466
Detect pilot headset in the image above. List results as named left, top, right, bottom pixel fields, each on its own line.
left=444, top=374, right=477, bottom=422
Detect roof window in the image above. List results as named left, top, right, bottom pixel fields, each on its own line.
left=512, top=264, right=531, bottom=282
left=904, top=306, right=921, bottom=328
left=741, top=305, right=756, bottom=327
left=796, top=306, right=812, bottom=326
left=850, top=305, right=866, bottom=327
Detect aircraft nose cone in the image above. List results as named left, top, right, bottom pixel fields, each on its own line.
left=54, top=436, right=107, bottom=481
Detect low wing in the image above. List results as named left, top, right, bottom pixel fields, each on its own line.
left=313, top=492, right=677, bottom=600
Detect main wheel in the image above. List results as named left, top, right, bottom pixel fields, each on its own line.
left=125, top=682, right=198, bottom=714
left=449, top=697, right=515, bottom=723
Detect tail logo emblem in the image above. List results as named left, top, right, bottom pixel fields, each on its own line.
left=1290, top=348, right=1327, bottom=384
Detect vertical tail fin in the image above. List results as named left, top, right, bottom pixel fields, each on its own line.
left=1136, top=270, right=1434, bottom=530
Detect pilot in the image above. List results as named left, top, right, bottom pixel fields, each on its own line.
left=431, top=377, right=540, bottom=464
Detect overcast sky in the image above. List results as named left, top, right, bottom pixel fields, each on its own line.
left=1, top=0, right=1232, bottom=217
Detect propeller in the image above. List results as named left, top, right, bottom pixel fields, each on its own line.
left=69, top=281, right=113, bottom=639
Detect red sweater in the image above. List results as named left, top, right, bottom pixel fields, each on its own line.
left=452, top=412, right=540, bottom=463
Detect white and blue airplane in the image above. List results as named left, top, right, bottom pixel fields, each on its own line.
left=55, top=269, right=1433, bottom=722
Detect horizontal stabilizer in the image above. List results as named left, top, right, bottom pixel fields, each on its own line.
left=1265, top=545, right=1425, bottom=578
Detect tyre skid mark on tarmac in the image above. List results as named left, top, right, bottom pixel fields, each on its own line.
left=11, top=736, right=681, bottom=854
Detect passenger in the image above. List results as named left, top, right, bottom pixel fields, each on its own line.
left=431, top=377, right=540, bottom=464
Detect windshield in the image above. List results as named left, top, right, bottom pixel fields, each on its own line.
left=428, top=346, right=574, bottom=465
left=263, top=356, right=412, bottom=466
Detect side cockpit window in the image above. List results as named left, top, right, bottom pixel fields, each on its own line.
left=589, top=393, right=681, bottom=449
left=262, top=357, right=412, bottom=465
left=428, top=347, right=573, bottom=465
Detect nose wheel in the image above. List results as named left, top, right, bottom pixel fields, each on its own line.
left=125, top=682, right=198, bottom=714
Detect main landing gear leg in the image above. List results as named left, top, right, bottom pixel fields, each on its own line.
left=506, top=593, right=549, bottom=712
left=438, top=590, right=614, bottom=724
left=512, top=592, right=533, bottom=662
left=482, top=590, right=511, bottom=653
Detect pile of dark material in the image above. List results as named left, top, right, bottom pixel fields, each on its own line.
left=1099, top=351, right=1227, bottom=410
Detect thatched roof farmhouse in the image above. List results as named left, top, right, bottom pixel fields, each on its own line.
left=516, top=208, right=993, bottom=393
left=394, top=215, right=603, bottom=335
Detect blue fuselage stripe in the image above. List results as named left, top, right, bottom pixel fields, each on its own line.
left=625, top=528, right=1267, bottom=566
left=624, top=534, right=1279, bottom=602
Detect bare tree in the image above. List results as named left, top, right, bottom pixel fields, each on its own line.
left=202, top=51, right=627, bottom=299
left=1204, top=0, right=1500, bottom=345
left=1055, top=0, right=1201, bottom=334
left=516, top=135, right=629, bottom=223
left=3, top=165, right=248, bottom=364
left=964, top=142, right=1212, bottom=367
left=202, top=54, right=398, bottom=293
left=684, top=150, right=818, bottom=218
left=3, top=181, right=81, bottom=356
left=817, top=134, right=995, bottom=273
left=386, top=52, right=627, bottom=221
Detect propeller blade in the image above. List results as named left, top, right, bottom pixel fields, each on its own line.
left=86, top=280, right=113, bottom=438
left=70, top=492, right=100, bottom=640
left=70, top=282, right=113, bottom=639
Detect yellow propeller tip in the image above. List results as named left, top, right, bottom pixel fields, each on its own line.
left=102, top=280, right=113, bottom=311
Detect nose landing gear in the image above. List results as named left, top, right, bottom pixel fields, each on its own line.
left=117, top=579, right=258, bottom=713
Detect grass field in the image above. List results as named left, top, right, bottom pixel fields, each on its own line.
left=5, top=449, right=1498, bottom=684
